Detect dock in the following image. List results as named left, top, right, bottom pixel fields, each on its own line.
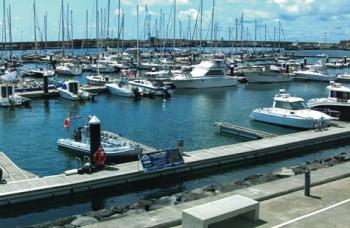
left=18, top=89, right=59, bottom=98
left=0, top=152, right=37, bottom=183
left=1, top=124, right=350, bottom=206
left=215, top=122, right=277, bottom=139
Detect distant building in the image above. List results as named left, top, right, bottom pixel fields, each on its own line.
left=339, top=40, right=350, bottom=49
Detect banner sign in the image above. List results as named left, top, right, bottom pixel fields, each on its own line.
left=139, top=148, right=185, bottom=173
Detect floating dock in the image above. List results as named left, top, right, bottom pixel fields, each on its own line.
left=215, top=122, right=277, bottom=139
left=1, top=124, right=350, bottom=206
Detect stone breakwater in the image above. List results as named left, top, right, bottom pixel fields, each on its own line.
left=33, top=152, right=350, bottom=228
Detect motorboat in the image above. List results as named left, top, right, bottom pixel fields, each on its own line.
left=250, top=89, right=335, bottom=129
left=57, top=125, right=142, bottom=160
left=171, top=60, right=238, bottom=88
left=55, top=63, right=82, bottom=76
left=242, top=65, right=294, bottom=83
left=293, top=69, right=337, bottom=82
left=129, top=79, right=170, bottom=97
left=90, top=64, right=115, bottom=73
left=86, top=74, right=114, bottom=86
left=106, top=81, right=141, bottom=97
left=336, top=73, right=350, bottom=82
left=308, top=81, right=350, bottom=121
left=57, top=80, right=93, bottom=101
left=23, top=68, right=55, bottom=78
left=0, top=83, right=31, bottom=107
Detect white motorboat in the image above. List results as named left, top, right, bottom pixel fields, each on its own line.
left=171, top=60, right=238, bottom=88
left=86, top=74, right=114, bottom=86
left=106, top=81, right=140, bottom=97
left=293, top=69, right=337, bottom=81
left=90, top=64, right=115, bottom=73
left=56, top=63, right=82, bottom=76
left=250, top=89, right=335, bottom=129
left=57, top=80, right=92, bottom=101
left=336, top=73, right=350, bottom=82
left=0, top=84, right=31, bottom=107
left=24, top=68, right=55, bottom=78
left=57, top=125, right=141, bottom=160
left=308, top=81, right=350, bottom=121
left=243, top=65, right=294, bottom=83
left=129, top=79, right=170, bottom=97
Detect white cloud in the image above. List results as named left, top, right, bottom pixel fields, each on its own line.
left=243, top=9, right=270, bottom=18
left=178, top=8, right=198, bottom=21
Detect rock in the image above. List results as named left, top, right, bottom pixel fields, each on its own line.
left=150, top=196, right=176, bottom=210
left=87, top=209, right=114, bottom=220
left=179, top=191, right=207, bottom=203
left=292, top=166, right=306, bottom=175
left=217, top=183, right=236, bottom=193
left=202, top=184, right=217, bottom=192
left=111, top=205, right=128, bottom=214
left=71, top=216, right=98, bottom=227
left=306, top=162, right=325, bottom=171
left=126, top=209, right=146, bottom=215
left=273, top=167, right=295, bottom=177
left=33, top=216, right=76, bottom=228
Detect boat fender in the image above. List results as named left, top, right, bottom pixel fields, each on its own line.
left=93, top=147, right=107, bottom=166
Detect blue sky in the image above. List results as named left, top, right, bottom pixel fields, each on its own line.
left=2, top=0, right=350, bottom=43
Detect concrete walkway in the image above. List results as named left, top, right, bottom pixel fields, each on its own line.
left=84, top=162, right=350, bottom=228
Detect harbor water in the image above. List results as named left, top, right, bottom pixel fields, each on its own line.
left=1, top=49, right=350, bottom=226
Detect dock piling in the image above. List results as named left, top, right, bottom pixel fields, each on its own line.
left=89, top=116, right=101, bottom=165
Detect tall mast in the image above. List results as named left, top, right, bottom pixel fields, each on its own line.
left=33, top=0, right=37, bottom=54
left=8, top=4, right=11, bottom=59
left=235, top=18, right=238, bottom=53
left=71, top=10, right=73, bottom=50
left=200, top=0, right=203, bottom=56
left=173, top=0, right=176, bottom=58
left=210, top=0, right=215, bottom=50
left=44, top=12, right=47, bottom=52
left=136, top=4, right=139, bottom=67
left=117, top=0, right=120, bottom=51
left=254, top=19, right=257, bottom=52
left=86, top=10, right=88, bottom=39
left=3, top=0, right=6, bottom=53
left=61, top=0, right=65, bottom=56
left=96, top=0, right=99, bottom=49
left=240, top=13, right=243, bottom=53
left=107, top=0, right=110, bottom=46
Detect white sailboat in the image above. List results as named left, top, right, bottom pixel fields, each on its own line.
left=106, top=81, right=139, bottom=97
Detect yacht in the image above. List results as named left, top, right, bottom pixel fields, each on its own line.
left=307, top=81, right=350, bottom=121
left=293, top=69, right=337, bottom=82
left=57, top=125, right=141, bottom=160
left=250, top=89, right=334, bottom=129
left=56, top=63, right=82, bottom=76
left=86, top=74, right=114, bottom=86
left=336, top=73, right=350, bottom=82
left=106, top=81, right=141, bottom=97
left=171, top=60, right=238, bottom=88
left=0, top=84, right=31, bottom=107
left=242, top=65, right=294, bottom=83
left=90, top=64, right=115, bottom=73
left=129, top=79, right=170, bottom=97
left=57, top=80, right=92, bottom=101
left=24, top=68, right=55, bottom=78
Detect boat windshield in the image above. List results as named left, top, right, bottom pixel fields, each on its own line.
left=275, top=101, right=307, bottom=110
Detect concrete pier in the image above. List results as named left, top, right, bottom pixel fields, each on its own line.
left=1, top=123, right=350, bottom=207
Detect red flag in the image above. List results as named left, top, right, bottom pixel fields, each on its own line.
left=64, top=117, right=70, bottom=129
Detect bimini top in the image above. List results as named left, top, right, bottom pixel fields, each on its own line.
left=327, top=81, right=350, bottom=93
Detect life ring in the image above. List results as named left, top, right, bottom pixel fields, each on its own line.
left=93, top=148, right=107, bottom=166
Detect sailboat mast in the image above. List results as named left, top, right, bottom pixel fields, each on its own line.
left=33, top=0, right=37, bottom=54
left=117, top=0, right=120, bottom=52
left=210, top=0, right=215, bottom=50
left=173, top=0, right=176, bottom=60
left=3, top=0, right=6, bottom=53
left=96, top=0, right=99, bottom=49
left=107, top=0, right=110, bottom=46
left=44, top=12, right=47, bottom=52
left=61, top=0, right=65, bottom=56
left=136, top=4, right=139, bottom=67
left=71, top=10, right=73, bottom=50
left=8, top=4, right=11, bottom=59
left=200, top=0, right=203, bottom=55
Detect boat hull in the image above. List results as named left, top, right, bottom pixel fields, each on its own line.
left=106, top=83, right=135, bottom=97
left=308, top=100, right=350, bottom=121
left=251, top=109, right=327, bottom=129
left=171, top=77, right=238, bottom=89
left=244, top=71, right=293, bottom=83
left=58, top=88, right=80, bottom=101
left=57, top=138, right=138, bottom=160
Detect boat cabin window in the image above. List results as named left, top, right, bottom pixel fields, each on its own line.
left=205, top=70, right=224, bottom=76
left=275, top=101, right=307, bottom=110
left=7, top=86, right=13, bottom=96
left=1, top=86, right=6, bottom=98
left=69, top=82, right=78, bottom=94
left=330, top=90, right=350, bottom=101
